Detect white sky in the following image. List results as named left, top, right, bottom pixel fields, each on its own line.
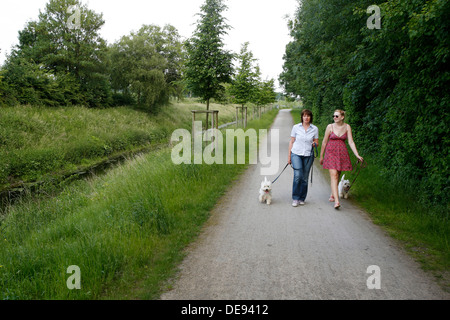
left=0, top=0, right=298, bottom=90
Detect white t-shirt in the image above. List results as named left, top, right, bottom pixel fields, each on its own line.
left=291, top=123, right=319, bottom=157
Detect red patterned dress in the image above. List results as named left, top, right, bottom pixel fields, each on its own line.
left=323, top=126, right=353, bottom=171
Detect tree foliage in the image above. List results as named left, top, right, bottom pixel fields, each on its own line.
left=0, top=0, right=186, bottom=110
left=230, top=42, right=261, bottom=107
left=0, top=0, right=275, bottom=118
left=184, top=0, right=234, bottom=109
left=281, top=0, right=449, bottom=209
left=254, top=78, right=277, bottom=107
left=2, top=0, right=111, bottom=107
left=109, top=24, right=184, bottom=112
left=229, top=42, right=276, bottom=108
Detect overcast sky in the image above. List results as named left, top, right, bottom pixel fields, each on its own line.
left=0, top=0, right=298, bottom=89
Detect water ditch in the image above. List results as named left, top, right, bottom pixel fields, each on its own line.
left=0, top=143, right=166, bottom=210
left=0, top=120, right=240, bottom=210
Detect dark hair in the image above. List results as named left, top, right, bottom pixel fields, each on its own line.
left=301, top=109, right=314, bottom=124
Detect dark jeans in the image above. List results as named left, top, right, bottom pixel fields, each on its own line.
left=291, top=153, right=314, bottom=201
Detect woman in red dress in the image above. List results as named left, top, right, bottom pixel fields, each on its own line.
left=320, top=110, right=363, bottom=209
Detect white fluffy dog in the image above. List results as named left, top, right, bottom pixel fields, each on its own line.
left=259, top=177, right=272, bottom=205
left=338, top=174, right=351, bottom=199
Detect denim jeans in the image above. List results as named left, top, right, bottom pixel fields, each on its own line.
left=291, top=153, right=314, bottom=201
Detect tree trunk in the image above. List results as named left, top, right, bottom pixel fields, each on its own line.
left=241, top=104, right=244, bottom=127
left=206, top=98, right=210, bottom=131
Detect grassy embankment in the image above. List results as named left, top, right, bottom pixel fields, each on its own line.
left=0, top=100, right=278, bottom=299
left=291, top=109, right=449, bottom=292
left=0, top=99, right=241, bottom=193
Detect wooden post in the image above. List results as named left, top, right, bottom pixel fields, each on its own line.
left=192, top=111, right=196, bottom=146
left=235, top=106, right=248, bottom=128
left=244, top=107, right=247, bottom=129
left=215, top=111, right=218, bottom=131
left=192, top=110, right=219, bottom=133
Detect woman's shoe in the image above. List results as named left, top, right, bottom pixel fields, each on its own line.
left=329, top=196, right=335, bottom=202
left=334, top=203, right=341, bottom=210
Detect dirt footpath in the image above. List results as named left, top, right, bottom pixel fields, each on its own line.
left=161, top=109, right=448, bottom=300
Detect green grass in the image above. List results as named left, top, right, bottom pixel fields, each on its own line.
left=0, top=99, right=238, bottom=190
left=0, top=106, right=279, bottom=300
left=347, top=158, right=449, bottom=285
left=291, top=109, right=449, bottom=292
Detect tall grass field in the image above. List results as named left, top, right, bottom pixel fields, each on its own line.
left=0, top=102, right=278, bottom=300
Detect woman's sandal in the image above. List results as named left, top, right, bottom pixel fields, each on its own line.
left=329, top=196, right=335, bottom=202
left=334, top=203, right=341, bottom=210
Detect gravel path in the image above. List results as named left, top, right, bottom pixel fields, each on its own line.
left=161, top=109, right=448, bottom=300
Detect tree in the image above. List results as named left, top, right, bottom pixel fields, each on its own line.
left=3, top=0, right=110, bottom=107
left=230, top=42, right=261, bottom=108
left=280, top=0, right=450, bottom=209
left=0, top=49, right=13, bottom=106
left=348, top=0, right=450, bottom=207
left=110, top=24, right=184, bottom=112
left=184, top=0, right=234, bottom=113
left=280, top=0, right=368, bottom=123
left=254, top=78, right=277, bottom=107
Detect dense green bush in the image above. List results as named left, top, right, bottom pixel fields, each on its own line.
left=111, top=93, right=136, bottom=107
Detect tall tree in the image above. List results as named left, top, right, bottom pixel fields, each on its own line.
left=280, top=0, right=367, bottom=123
left=109, top=24, right=184, bottom=112
left=254, top=78, right=277, bottom=107
left=230, top=42, right=260, bottom=108
left=184, top=0, right=234, bottom=112
left=281, top=0, right=449, bottom=209
left=3, top=0, right=110, bottom=107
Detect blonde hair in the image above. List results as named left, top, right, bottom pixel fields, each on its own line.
left=335, top=109, right=346, bottom=120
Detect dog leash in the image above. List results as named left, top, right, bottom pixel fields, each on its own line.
left=310, top=144, right=319, bottom=184
left=273, top=145, right=318, bottom=185
left=348, top=159, right=367, bottom=191
left=272, top=163, right=291, bottom=184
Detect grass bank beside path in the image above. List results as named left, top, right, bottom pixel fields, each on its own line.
left=0, top=107, right=279, bottom=300
left=0, top=99, right=238, bottom=192
left=291, top=109, right=449, bottom=292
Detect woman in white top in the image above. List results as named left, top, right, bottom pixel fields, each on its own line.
left=288, top=109, right=319, bottom=207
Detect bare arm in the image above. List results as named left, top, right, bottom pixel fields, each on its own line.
left=320, top=125, right=332, bottom=165
left=347, top=125, right=363, bottom=162
left=288, top=137, right=295, bottom=164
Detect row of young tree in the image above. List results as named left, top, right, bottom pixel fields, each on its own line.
left=280, top=0, right=449, bottom=210
left=0, top=0, right=276, bottom=112
left=184, top=0, right=276, bottom=111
